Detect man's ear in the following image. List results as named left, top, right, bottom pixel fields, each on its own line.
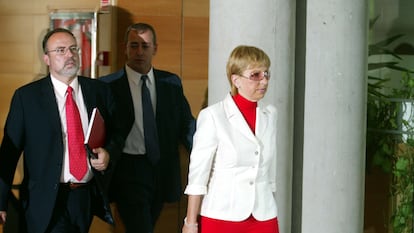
left=43, top=54, right=50, bottom=66
left=153, top=43, right=158, bottom=56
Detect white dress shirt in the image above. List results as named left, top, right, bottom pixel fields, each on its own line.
left=51, top=76, right=93, bottom=183
left=123, top=65, right=157, bottom=155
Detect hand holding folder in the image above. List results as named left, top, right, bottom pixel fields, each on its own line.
left=84, top=108, right=106, bottom=159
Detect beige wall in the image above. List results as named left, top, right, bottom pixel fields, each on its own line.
left=0, top=0, right=208, bottom=232
left=0, top=0, right=208, bottom=138
left=114, top=0, right=209, bottom=116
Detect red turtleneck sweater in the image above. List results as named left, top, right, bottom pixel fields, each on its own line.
left=233, top=94, right=257, bottom=134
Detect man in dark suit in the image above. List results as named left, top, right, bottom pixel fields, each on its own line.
left=100, top=22, right=196, bottom=233
left=0, top=28, right=123, bottom=233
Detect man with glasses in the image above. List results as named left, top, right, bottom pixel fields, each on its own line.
left=0, top=28, right=123, bottom=233
left=100, top=22, right=196, bottom=233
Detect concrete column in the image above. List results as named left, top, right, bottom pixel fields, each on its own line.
left=209, top=0, right=296, bottom=232
left=293, top=0, right=368, bottom=233
left=209, top=0, right=368, bottom=233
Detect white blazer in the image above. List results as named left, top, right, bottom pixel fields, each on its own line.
left=185, top=93, right=278, bottom=221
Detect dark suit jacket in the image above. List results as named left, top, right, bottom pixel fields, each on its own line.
left=0, top=76, right=123, bottom=233
left=100, top=68, right=196, bottom=202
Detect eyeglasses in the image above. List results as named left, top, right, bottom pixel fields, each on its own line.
left=46, top=46, right=80, bottom=55
left=239, top=71, right=270, bottom=81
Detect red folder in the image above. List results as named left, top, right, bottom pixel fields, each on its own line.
left=84, top=108, right=106, bottom=159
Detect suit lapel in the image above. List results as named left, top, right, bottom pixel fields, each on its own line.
left=40, top=77, right=63, bottom=133
left=118, top=71, right=135, bottom=120
left=223, top=94, right=258, bottom=143
left=78, top=77, right=95, bottom=119
left=153, top=69, right=167, bottom=121
left=153, top=69, right=162, bottom=116
left=255, top=106, right=269, bottom=139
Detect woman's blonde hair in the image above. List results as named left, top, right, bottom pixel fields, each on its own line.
left=226, top=45, right=271, bottom=95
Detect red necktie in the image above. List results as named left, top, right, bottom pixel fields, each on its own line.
left=66, top=86, right=87, bottom=181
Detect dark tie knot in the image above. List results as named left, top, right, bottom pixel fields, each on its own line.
left=141, top=75, right=149, bottom=82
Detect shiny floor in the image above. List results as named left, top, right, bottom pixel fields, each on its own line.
left=2, top=151, right=190, bottom=233
left=90, top=200, right=187, bottom=233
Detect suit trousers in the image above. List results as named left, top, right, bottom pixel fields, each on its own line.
left=45, top=184, right=93, bottom=233
left=112, top=154, right=163, bottom=233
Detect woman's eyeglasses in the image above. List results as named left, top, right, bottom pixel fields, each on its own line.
left=239, top=71, right=270, bottom=81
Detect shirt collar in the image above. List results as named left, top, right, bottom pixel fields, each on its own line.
left=125, top=65, right=155, bottom=86
left=50, top=75, right=80, bottom=98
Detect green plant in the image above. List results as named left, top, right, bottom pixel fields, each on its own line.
left=367, top=75, right=414, bottom=233
left=366, top=16, right=414, bottom=233
left=391, top=139, right=414, bottom=233
left=366, top=22, right=412, bottom=172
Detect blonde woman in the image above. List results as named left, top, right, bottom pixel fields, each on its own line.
left=183, top=45, right=279, bottom=233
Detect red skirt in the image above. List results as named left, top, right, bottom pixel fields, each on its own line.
left=199, top=215, right=279, bottom=233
